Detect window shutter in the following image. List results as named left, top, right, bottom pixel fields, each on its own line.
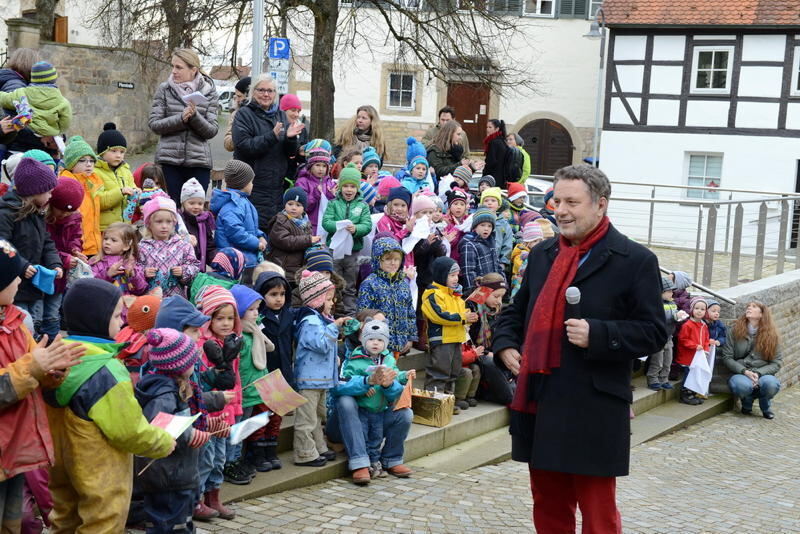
left=574, top=0, right=586, bottom=16
left=559, top=0, right=575, bottom=15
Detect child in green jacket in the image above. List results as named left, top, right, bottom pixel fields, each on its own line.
left=0, top=61, right=72, bottom=136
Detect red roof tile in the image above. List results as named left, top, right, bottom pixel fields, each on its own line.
left=603, top=0, right=800, bottom=27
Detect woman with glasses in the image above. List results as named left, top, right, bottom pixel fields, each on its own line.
left=148, top=48, right=219, bottom=205
left=231, top=75, right=305, bottom=229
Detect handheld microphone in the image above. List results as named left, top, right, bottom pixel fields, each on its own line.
left=565, top=286, right=581, bottom=320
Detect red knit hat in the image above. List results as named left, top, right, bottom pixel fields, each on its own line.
left=49, top=177, right=84, bottom=211
left=197, top=285, right=241, bottom=335
left=507, top=182, right=527, bottom=203
left=127, top=295, right=162, bottom=333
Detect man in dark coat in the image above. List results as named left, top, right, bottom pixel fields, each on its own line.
left=492, top=164, right=667, bottom=533
left=231, top=76, right=303, bottom=232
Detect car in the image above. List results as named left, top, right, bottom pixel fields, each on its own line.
left=217, top=87, right=235, bottom=112
left=468, top=174, right=551, bottom=209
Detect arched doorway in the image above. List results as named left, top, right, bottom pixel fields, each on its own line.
left=518, top=119, right=574, bottom=175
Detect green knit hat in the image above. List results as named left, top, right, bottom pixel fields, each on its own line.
left=63, top=136, right=97, bottom=171
left=22, top=149, right=56, bottom=169
left=338, top=163, right=362, bottom=189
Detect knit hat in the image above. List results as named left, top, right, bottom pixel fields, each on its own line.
left=304, top=247, right=333, bottom=273
left=142, top=196, right=178, bottom=227
left=284, top=186, right=308, bottom=210
left=304, top=138, right=333, bottom=157
left=197, top=285, right=240, bottom=332
left=431, top=256, right=459, bottom=286
left=445, top=188, right=469, bottom=208
left=338, top=163, right=362, bottom=188
left=279, top=93, right=302, bottom=111
left=235, top=76, right=251, bottom=94
left=127, top=295, right=162, bottom=333
left=13, top=158, right=57, bottom=197
left=30, top=61, right=57, bottom=85
left=96, top=122, right=127, bottom=155
left=180, top=178, right=205, bottom=204
left=522, top=221, right=543, bottom=243
left=0, top=239, right=25, bottom=292
left=689, top=296, right=707, bottom=313
left=478, top=175, right=496, bottom=188
left=147, top=328, right=200, bottom=377
left=661, top=276, right=677, bottom=292
left=3, top=153, right=24, bottom=180
left=431, top=195, right=444, bottom=212
left=63, top=136, right=97, bottom=171
left=405, top=136, right=426, bottom=164
left=480, top=187, right=503, bottom=206
left=359, top=320, right=390, bottom=348
left=231, top=284, right=263, bottom=319
left=377, top=176, right=401, bottom=198
left=387, top=186, right=411, bottom=207
left=306, top=146, right=332, bottom=169
left=706, top=298, right=720, bottom=310
left=672, top=271, right=692, bottom=291
left=471, top=207, right=496, bottom=230
left=452, top=165, right=473, bottom=186
left=23, top=149, right=56, bottom=170
left=359, top=182, right=377, bottom=205
left=298, top=270, right=334, bottom=309
left=362, top=147, right=382, bottom=170
left=407, top=155, right=429, bottom=173
left=63, top=279, right=122, bottom=338
left=210, top=248, right=246, bottom=280
left=507, top=182, right=527, bottom=203
left=411, top=194, right=436, bottom=216
left=224, top=160, right=255, bottom=190
left=536, top=218, right=555, bottom=238
left=49, top=177, right=84, bottom=212
left=154, top=295, right=210, bottom=330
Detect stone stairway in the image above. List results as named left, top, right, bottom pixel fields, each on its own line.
left=221, top=351, right=731, bottom=503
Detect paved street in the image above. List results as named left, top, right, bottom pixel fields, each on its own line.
left=183, top=387, right=800, bottom=534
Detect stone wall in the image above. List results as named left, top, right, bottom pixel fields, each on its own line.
left=333, top=118, right=432, bottom=167
left=708, top=270, right=800, bottom=393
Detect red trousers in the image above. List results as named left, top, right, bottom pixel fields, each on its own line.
left=245, top=403, right=283, bottom=441
left=529, top=468, right=622, bottom=534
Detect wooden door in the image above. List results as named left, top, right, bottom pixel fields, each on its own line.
left=518, top=119, right=574, bottom=175
left=446, top=83, right=490, bottom=152
left=54, top=16, right=68, bottom=43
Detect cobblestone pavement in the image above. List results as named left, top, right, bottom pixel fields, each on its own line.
left=188, top=387, right=800, bottom=534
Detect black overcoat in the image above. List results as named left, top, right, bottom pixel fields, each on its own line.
left=492, top=225, right=667, bottom=477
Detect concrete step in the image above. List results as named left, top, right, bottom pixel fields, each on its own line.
left=631, top=393, right=732, bottom=447
left=409, top=427, right=511, bottom=473
left=222, top=401, right=510, bottom=503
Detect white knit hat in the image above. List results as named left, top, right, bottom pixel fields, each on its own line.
left=180, top=177, right=205, bottom=204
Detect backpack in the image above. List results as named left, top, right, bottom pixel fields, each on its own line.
left=503, top=146, right=523, bottom=183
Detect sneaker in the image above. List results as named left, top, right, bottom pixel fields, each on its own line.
left=321, top=449, right=336, bottom=462
left=741, top=407, right=753, bottom=415
left=647, top=383, right=662, bottom=391
left=223, top=461, right=253, bottom=485
left=660, top=382, right=674, bottom=390
left=455, top=399, right=470, bottom=410
left=370, top=462, right=385, bottom=479
left=679, top=390, right=702, bottom=406
left=763, top=411, right=775, bottom=420
left=467, top=397, right=478, bottom=407
left=295, top=456, right=327, bottom=467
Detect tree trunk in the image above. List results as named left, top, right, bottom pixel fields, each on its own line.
left=35, top=0, right=57, bottom=41
left=309, top=0, right=338, bottom=141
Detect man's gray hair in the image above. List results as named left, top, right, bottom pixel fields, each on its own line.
left=553, top=164, right=611, bottom=204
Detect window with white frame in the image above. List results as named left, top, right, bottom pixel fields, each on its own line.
left=387, top=72, right=416, bottom=110
left=686, top=154, right=722, bottom=199
left=589, top=0, right=602, bottom=17
left=792, top=46, right=800, bottom=97
left=691, top=46, right=734, bottom=94
left=523, top=0, right=553, bottom=16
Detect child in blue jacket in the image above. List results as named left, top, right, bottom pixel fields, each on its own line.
left=705, top=299, right=727, bottom=349
left=293, top=270, right=348, bottom=467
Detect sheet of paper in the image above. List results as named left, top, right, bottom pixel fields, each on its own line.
left=150, top=412, right=200, bottom=439
left=316, top=194, right=329, bottom=241
left=402, top=215, right=431, bottom=254
left=181, top=91, right=208, bottom=105
left=229, top=412, right=270, bottom=445
left=330, top=219, right=354, bottom=260
left=685, top=348, right=712, bottom=396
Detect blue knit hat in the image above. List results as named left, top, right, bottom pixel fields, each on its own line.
left=304, top=247, right=333, bottom=273
left=405, top=136, right=426, bottom=164
left=230, top=284, right=264, bottom=319
left=359, top=181, right=377, bottom=204
left=284, top=186, right=308, bottom=210
left=362, top=147, right=382, bottom=170
left=471, top=207, right=496, bottom=230
left=387, top=186, right=411, bottom=207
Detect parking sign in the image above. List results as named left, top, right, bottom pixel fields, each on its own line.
left=268, top=38, right=290, bottom=59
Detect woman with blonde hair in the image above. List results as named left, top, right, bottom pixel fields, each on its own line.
left=333, top=105, right=386, bottom=161
left=149, top=47, right=219, bottom=205
left=721, top=301, right=782, bottom=419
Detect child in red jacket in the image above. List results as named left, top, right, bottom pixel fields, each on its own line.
left=676, top=296, right=710, bottom=406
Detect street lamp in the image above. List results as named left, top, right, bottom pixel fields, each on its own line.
left=583, top=6, right=606, bottom=168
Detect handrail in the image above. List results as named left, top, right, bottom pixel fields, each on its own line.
left=522, top=191, right=800, bottom=207
left=660, top=268, right=736, bottom=305
left=610, top=180, right=796, bottom=197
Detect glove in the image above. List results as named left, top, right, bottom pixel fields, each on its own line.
left=214, top=369, right=236, bottom=390
left=203, top=339, right=225, bottom=368
left=188, top=429, right=210, bottom=448
left=221, top=334, right=244, bottom=364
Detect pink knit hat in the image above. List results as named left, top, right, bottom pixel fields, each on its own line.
left=411, top=194, right=437, bottom=216
left=147, top=328, right=200, bottom=376
left=298, top=270, right=334, bottom=310
left=377, top=176, right=401, bottom=198
left=279, top=93, right=302, bottom=111
left=197, top=285, right=242, bottom=334
left=142, top=196, right=178, bottom=227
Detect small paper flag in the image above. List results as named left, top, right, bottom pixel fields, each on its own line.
left=467, top=286, right=494, bottom=305
left=253, top=369, right=308, bottom=416
left=229, top=412, right=270, bottom=445
left=150, top=412, right=200, bottom=439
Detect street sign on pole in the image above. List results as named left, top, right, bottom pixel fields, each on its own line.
left=268, top=38, right=290, bottom=59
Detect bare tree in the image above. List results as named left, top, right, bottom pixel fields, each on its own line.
left=34, top=0, right=57, bottom=41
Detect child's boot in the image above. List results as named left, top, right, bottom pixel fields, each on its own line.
left=205, top=489, right=235, bottom=520
left=193, top=499, right=219, bottom=522
left=264, top=439, right=282, bottom=470
left=246, top=441, right=273, bottom=472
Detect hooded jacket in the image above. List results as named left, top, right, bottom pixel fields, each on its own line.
left=321, top=190, right=373, bottom=253
left=94, top=159, right=135, bottom=230
left=0, top=68, right=26, bottom=92
left=148, top=75, right=219, bottom=169
left=265, top=212, right=314, bottom=281
left=421, top=258, right=469, bottom=346
left=356, top=236, right=417, bottom=352
left=294, top=309, right=339, bottom=390
left=255, top=271, right=297, bottom=388
left=210, top=188, right=265, bottom=267
left=0, top=190, right=62, bottom=302
left=458, top=231, right=500, bottom=293
left=294, top=166, right=335, bottom=229
left=47, top=211, right=83, bottom=294
left=334, top=347, right=407, bottom=413
left=60, top=169, right=103, bottom=255
left=0, top=86, right=72, bottom=136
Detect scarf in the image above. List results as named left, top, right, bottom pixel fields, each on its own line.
left=483, top=130, right=503, bottom=155
left=475, top=303, right=498, bottom=348
left=383, top=205, right=408, bottom=225
left=242, top=317, right=274, bottom=370
left=511, top=216, right=611, bottom=414
left=354, top=127, right=372, bottom=144
left=284, top=210, right=310, bottom=229
left=167, top=72, right=201, bottom=97
left=747, top=323, right=758, bottom=336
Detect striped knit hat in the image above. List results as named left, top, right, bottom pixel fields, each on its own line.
left=147, top=328, right=200, bottom=376
left=30, top=61, right=57, bottom=85
left=362, top=147, right=382, bottom=170
left=522, top=221, right=543, bottom=243
left=471, top=207, right=496, bottom=230
left=298, top=270, right=334, bottom=309
left=210, top=248, right=246, bottom=280
left=408, top=155, right=428, bottom=172
left=306, top=146, right=331, bottom=169
left=197, top=285, right=241, bottom=334
left=689, top=296, right=707, bottom=315
left=452, top=166, right=472, bottom=186
left=359, top=181, right=377, bottom=205
left=304, top=247, right=333, bottom=273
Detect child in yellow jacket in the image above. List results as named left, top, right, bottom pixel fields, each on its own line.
left=510, top=221, right=544, bottom=299
left=421, top=257, right=478, bottom=412
left=94, top=123, right=137, bottom=230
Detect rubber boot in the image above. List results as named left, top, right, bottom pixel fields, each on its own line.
left=264, top=439, right=282, bottom=470
left=205, top=488, right=235, bottom=520
left=247, top=441, right=272, bottom=472
left=454, top=372, right=471, bottom=410
left=193, top=499, right=219, bottom=522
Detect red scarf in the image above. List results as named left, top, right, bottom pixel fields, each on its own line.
left=511, top=216, right=611, bottom=414
left=483, top=130, right=503, bottom=155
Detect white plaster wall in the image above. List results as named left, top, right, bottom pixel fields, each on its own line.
left=613, top=35, right=647, bottom=61
left=738, top=66, right=783, bottom=98
left=650, top=65, right=683, bottom=95
left=647, top=99, right=680, bottom=126
left=741, top=34, right=786, bottom=62
left=652, top=35, right=685, bottom=61
left=736, top=101, right=780, bottom=129
left=686, top=100, right=729, bottom=127
left=616, top=64, right=644, bottom=92
left=787, top=103, right=800, bottom=130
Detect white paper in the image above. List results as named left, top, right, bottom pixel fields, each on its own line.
left=330, top=219, right=354, bottom=260
left=229, top=412, right=270, bottom=445
left=402, top=216, right=431, bottom=254
left=409, top=274, right=418, bottom=312
left=685, top=347, right=713, bottom=396
left=359, top=213, right=384, bottom=260
left=456, top=214, right=473, bottom=233
left=68, top=258, right=94, bottom=284
left=182, top=91, right=208, bottom=105
left=316, top=193, right=329, bottom=241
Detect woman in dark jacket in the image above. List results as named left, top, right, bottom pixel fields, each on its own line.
left=0, top=48, right=42, bottom=157
left=426, top=120, right=482, bottom=180
left=721, top=301, right=782, bottom=419
left=482, top=119, right=510, bottom=189
left=148, top=48, right=219, bottom=205
left=232, top=75, right=304, bottom=230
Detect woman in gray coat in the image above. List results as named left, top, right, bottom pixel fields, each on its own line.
left=149, top=48, right=219, bottom=205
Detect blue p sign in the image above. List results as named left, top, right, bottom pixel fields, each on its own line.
left=268, top=38, right=290, bottom=59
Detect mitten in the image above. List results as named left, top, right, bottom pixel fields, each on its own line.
left=188, top=429, right=210, bottom=448
left=203, top=339, right=225, bottom=367
left=214, top=368, right=236, bottom=390
left=221, top=334, right=244, bottom=363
